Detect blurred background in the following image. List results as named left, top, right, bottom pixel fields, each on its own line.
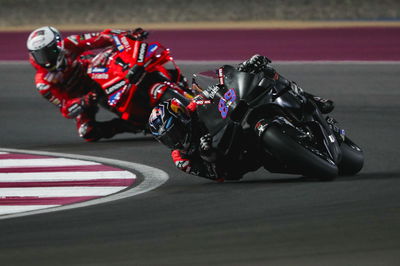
left=1, top=0, right=400, bottom=30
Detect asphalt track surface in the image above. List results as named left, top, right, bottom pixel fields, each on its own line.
left=0, top=62, right=400, bottom=265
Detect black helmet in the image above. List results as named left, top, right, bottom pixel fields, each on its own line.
left=149, top=98, right=192, bottom=150
left=27, top=26, right=65, bottom=70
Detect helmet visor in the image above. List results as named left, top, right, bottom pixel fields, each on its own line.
left=30, top=41, right=60, bottom=68
left=156, top=117, right=190, bottom=150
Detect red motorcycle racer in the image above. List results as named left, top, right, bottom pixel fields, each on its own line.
left=27, top=26, right=148, bottom=141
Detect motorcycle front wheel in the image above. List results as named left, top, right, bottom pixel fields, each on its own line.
left=262, top=126, right=338, bottom=180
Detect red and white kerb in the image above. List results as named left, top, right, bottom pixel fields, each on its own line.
left=0, top=152, right=136, bottom=216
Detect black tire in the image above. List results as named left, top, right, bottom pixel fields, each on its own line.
left=262, top=126, right=338, bottom=180
left=338, top=138, right=364, bottom=176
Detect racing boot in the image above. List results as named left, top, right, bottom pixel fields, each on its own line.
left=289, top=82, right=334, bottom=114
left=78, top=118, right=142, bottom=142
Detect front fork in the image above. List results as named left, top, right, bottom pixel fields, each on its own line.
left=309, top=105, right=342, bottom=164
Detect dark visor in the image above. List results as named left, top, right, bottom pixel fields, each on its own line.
left=156, top=118, right=189, bottom=150
left=30, top=41, right=60, bottom=68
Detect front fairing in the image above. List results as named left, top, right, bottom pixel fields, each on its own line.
left=193, top=66, right=271, bottom=134
left=87, top=37, right=174, bottom=118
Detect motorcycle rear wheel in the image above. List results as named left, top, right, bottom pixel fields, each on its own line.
left=338, top=137, right=364, bottom=176
left=262, top=126, right=338, bottom=180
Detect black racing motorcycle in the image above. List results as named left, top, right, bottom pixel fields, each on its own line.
left=192, top=65, right=364, bottom=180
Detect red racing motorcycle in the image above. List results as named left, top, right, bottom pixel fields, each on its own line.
left=87, top=30, right=192, bottom=131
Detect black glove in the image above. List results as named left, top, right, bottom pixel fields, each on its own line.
left=200, top=133, right=212, bottom=151
left=199, top=133, right=217, bottom=162
left=130, top=28, right=149, bottom=40
left=238, top=54, right=271, bottom=73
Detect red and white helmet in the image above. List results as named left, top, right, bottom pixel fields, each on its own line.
left=27, top=26, right=65, bottom=70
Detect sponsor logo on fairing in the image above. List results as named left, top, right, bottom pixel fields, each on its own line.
left=218, top=68, right=224, bottom=85
left=89, top=67, right=109, bottom=74
left=137, top=43, right=147, bottom=63
left=150, top=83, right=166, bottom=100
left=121, top=37, right=131, bottom=50
left=92, top=73, right=109, bottom=79
left=79, top=33, right=98, bottom=41
left=218, top=88, right=236, bottom=119
left=112, top=36, right=125, bottom=52
left=108, top=91, right=123, bottom=106
left=146, top=44, right=158, bottom=57
left=203, top=85, right=220, bottom=99
left=255, top=120, right=268, bottom=136
left=105, top=80, right=126, bottom=95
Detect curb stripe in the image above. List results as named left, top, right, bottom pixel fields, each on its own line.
left=0, top=171, right=135, bottom=181
left=0, top=186, right=127, bottom=197
left=0, top=148, right=169, bottom=220
left=0, top=158, right=99, bottom=167
left=0, top=165, right=123, bottom=173
left=0, top=179, right=135, bottom=187
left=0, top=196, right=98, bottom=205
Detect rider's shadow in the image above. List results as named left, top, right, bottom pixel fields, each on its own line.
left=99, top=135, right=156, bottom=143
left=335, top=171, right=400, bottom=182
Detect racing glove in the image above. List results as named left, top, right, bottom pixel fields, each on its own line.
left=238, top=54, right=272, bottom=73
left=62, top=92, right=97, bottom=119
left=130, top=28, right=149, bottom=41
left=199, top=133, right=217, bottom=162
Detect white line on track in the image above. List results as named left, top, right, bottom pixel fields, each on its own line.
left=0, top=158, right=99, bottom=167
left=0, top=171, right=134, bottom=182
left=0, top=148, right=169, bottom=220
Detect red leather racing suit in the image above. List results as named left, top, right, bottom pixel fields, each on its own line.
left=30, top=29, right=135, bottom=141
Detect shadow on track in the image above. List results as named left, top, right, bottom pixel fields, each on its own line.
left=201, top=170, right=400, bottom=186
left=336, top=171, right=400, bottom=182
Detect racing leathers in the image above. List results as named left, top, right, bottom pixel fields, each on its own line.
left=170, top=97, right=262, bottom=182
left=170, top=55, right=334, bottom=182
left=30, top=28, right=147, bottom=141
